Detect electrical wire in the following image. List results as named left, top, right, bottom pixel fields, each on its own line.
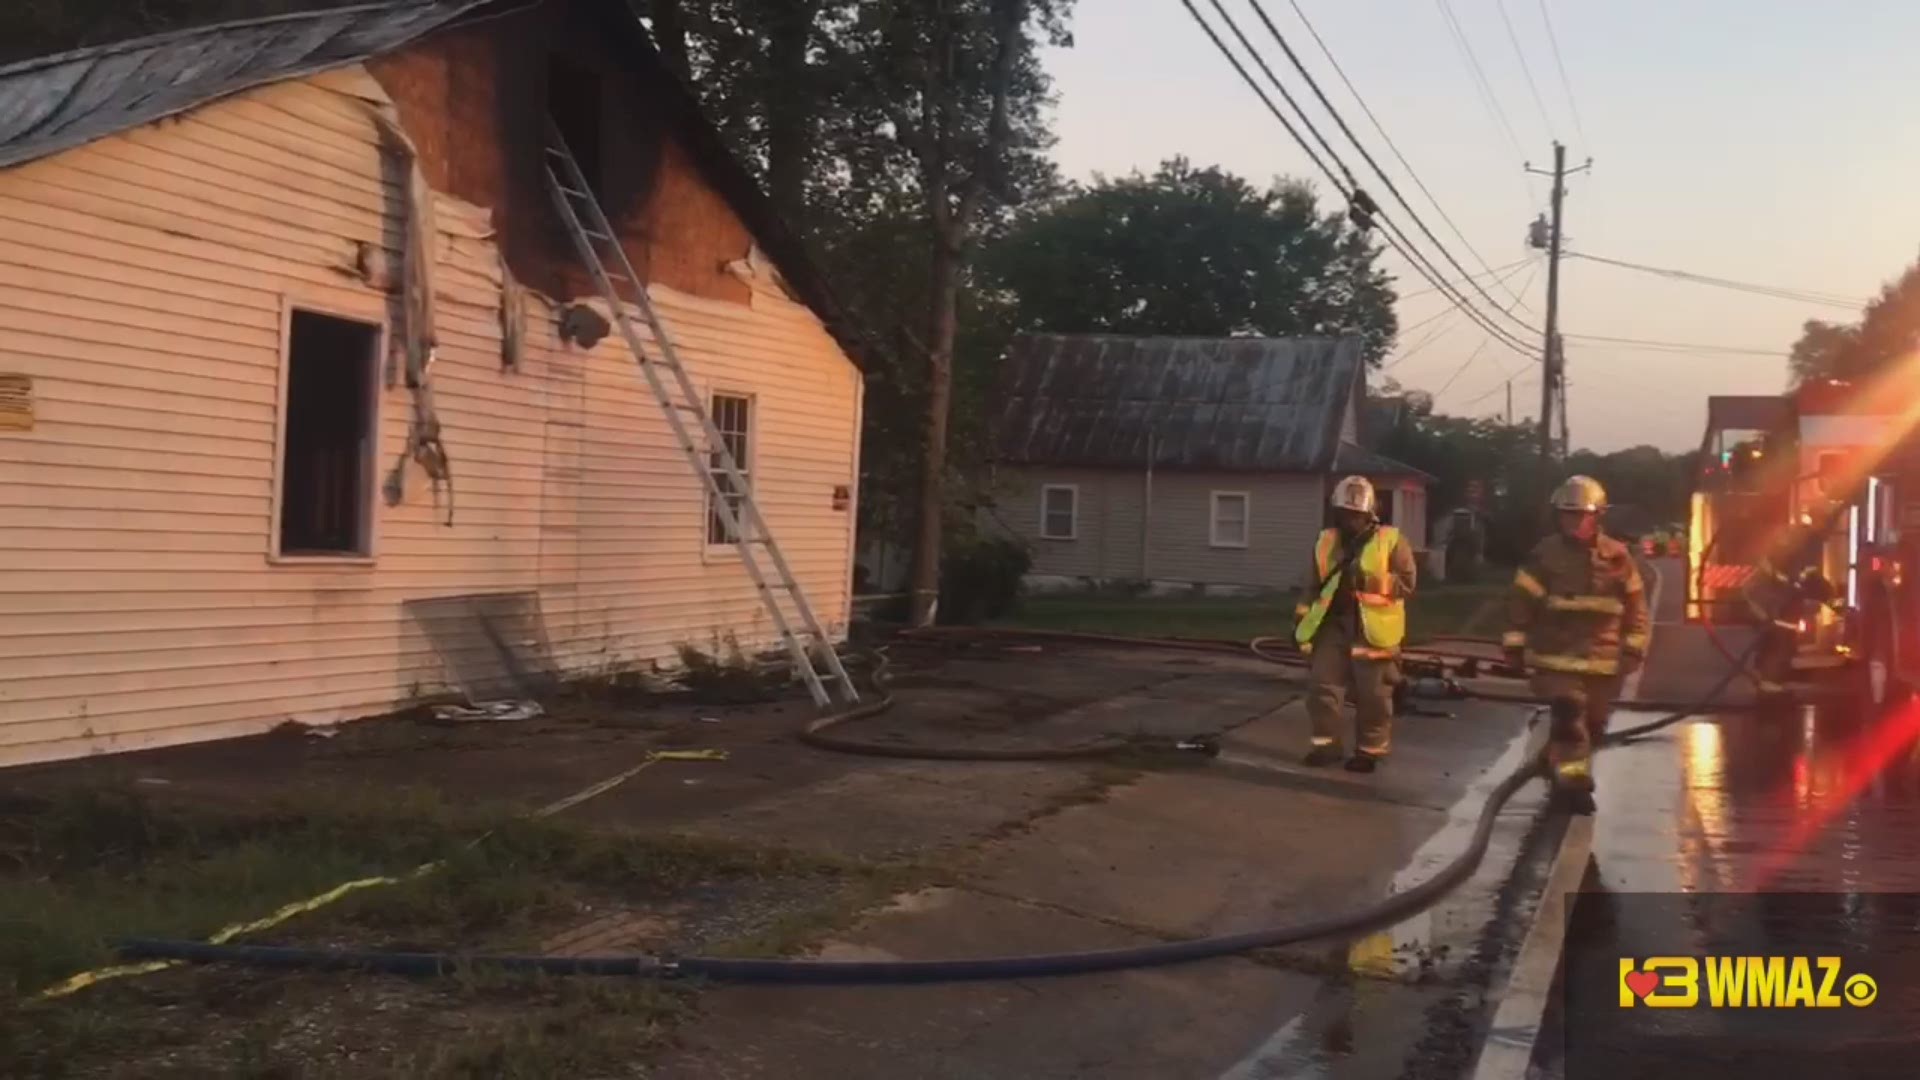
left=1389, top=258, right=1538, bottom=371
left=1566, top=251, right=1867, bottom=310
left=1537, top=0, right=1587, bottom=146
left=1398, top=256, right=1534, bottom=301
left=1563, top=333, right=1786, bottom=358
left=1284, top=0, right=1536, bottom=296
left=1200, top=0, right=1533, bottom=358
left=1433, top=334, right=1492, bottom=398
left=1435, top=0, right=1525, bottom=158
left=1180, top=0, right=1538, bottom=360
left=1495, top=0, right=1554, bottom=139
left=1253, top=0, right=1538, bottom=320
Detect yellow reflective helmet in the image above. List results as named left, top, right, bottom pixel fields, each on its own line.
left=1331, top=475, right=1377, bottom=515
left=1550, top=475, right=1607, bottom=513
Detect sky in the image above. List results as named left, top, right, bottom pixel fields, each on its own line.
left=1038, top=0, right=1920, bottom=453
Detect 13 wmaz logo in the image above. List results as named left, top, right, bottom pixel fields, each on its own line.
left=1619, top=957, right=1877, bottom=1008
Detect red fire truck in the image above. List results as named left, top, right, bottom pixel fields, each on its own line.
left=1689, top=379, right=1920, bottom=708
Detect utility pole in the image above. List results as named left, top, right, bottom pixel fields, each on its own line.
left=1526, top=143, right=1591, bottom=464
left=1505, top=379, right=1513, bottom=425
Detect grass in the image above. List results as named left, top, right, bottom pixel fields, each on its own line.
left=994, top=582, right=1506, bottom=644
left=0, top=784, right=928, bottom=1077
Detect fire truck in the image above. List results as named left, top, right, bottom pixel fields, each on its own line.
left=1689, top=379, right=1920, bottom=709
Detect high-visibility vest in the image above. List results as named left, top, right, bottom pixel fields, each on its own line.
left=1294, top=526, right=1407, bottom=658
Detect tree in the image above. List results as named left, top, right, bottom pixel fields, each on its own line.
left=839, top=0, right=1072, bottom=626
left=1788, top=252, right=1920, bottom=385
left=977, top=158, right=1397, bottom=362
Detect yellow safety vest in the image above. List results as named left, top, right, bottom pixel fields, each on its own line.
left=1294, top=526, right=1407, bottom=658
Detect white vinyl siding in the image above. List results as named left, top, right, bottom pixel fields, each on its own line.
left=0, top=67, right=861, bottom=766
left=1209, top=491, right=1250, bottom=548
left=1040, top=484, right=1078, bottom=540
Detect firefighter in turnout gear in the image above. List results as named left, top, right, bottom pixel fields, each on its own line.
left=1295, top=476, right=1419, bottom=773
left=1505, top=476, right=1650, bottom=814
left=1740, top=514, right=1832, bottom=695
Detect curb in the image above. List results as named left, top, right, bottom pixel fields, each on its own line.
left=1465, top=813, right=1593, bottom=1080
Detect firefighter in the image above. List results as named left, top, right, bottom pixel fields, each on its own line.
left=1504, top=475, right=1650, bottom=814
left=1294, top=476, right=1418, bottom=773
left=1742, top=514, right=1831, bottom=694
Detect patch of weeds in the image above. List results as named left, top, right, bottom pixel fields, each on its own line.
left=397, top=977, right=695, bottom=1079
left=672, top=633, right=787, bottom=705
left=704, top=861, right=948, bottom=959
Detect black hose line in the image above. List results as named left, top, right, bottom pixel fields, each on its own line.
left=111, top=617, right=1758, bottom=986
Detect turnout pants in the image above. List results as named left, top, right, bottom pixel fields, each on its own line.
left=1529, top=671, right=1623, bottom=783
left=1308, top=621, right=1395, bottom=756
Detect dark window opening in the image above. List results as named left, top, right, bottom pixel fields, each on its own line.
left=707, top=393, right=753, bottom=546
left=547, top=56, right=605, bottom=198
left=279, top=311, right=379, bottom=557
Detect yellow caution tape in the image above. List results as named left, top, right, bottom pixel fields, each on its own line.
left=34, top=747, right=725, bottom=1001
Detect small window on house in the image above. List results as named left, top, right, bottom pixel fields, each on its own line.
left=546, top=56, right=605, bottom=197
left=707, top=393, right=753, bottom=546
left=277, top=311, right=380, bottom=558
left=1210, top=491, right=1250, bottom=549
left=1040, top=485, right=1078, bottom=540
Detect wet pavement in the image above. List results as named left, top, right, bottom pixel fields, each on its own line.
left=1525, top=560, right=1920, bottom=1077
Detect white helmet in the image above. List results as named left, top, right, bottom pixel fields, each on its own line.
left=1331, top=475, right=1376, bottom=515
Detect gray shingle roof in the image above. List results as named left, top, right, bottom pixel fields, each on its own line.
left=0, top=1, right=491, bottom=171
left=993, top=333, right=1366, bottom=472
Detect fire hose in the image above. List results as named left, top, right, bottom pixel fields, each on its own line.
left=114, top=620, right=1759, bottom=986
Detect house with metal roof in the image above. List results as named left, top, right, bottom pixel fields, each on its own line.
left=988, top=333, right=1432, bottom=594
left=0, top=0, right=866, bottom=765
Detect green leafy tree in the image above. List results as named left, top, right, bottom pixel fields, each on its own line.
left=977, top=157, right=1398, bottom=362
left=1788, top=252, right=1920, bottom=385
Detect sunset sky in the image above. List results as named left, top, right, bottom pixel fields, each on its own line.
left=1041, top=0, right=1920, bottom=452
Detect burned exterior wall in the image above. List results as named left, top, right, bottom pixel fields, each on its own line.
left=0, top=53, right=861, bottom=767
left=367, top=2, right=753, bottom=307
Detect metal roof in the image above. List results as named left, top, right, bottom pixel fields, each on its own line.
left=993, top=333, right=1365, bottom=472
left=0, top=1, right=495, bottom=171
left=1331, top=440, right=1433, bottom=482
left=0, top=0, right=880, bottom=373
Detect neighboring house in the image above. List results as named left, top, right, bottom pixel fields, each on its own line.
left=0, top=0, right=866, bottom=766
left=988, top=334, right=1432, bottom=594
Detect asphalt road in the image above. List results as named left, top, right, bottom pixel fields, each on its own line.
left=1528, top=559, right=1920, bottom=1078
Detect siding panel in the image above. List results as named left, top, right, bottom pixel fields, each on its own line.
left=0, top=66, right=860, bottom=766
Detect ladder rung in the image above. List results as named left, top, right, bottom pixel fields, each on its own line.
left=583, top=228, right=614, bottom=242
left=556, top=184, right=590, bottom=200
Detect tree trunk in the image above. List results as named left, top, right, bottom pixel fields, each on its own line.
left=764, top=0, right=816, bottom=226
left=908, top=234, right=960, bottom=627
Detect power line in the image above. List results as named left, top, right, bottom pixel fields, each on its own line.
left=1398, top=256, right=1533, bottom=301
left=1461, top=367, right=1538, bottom=410
left=1563, top=332, right=1785, bottom=358
left=1495, top=0, right=1554, bottom=139
left=1435, top=0, right=1524, bottom=158
left=1388, top=260, right=1539, bottom=372
left=1279, top=0, right=1536, bottom=314
left=1181, top=0, right=1537, bottom=359
left=1241, top=0, right=1542, bottom=341
left=1565, top=251, right=1867, bottom=310
left=1536, top=0, right=1587, bottom=146
left=1433, top=334, right=1492, bottom=397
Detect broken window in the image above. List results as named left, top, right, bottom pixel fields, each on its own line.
left=278, top=310, right=379, bottom=558
left=546, top=56, right=605, bottom=198
left=707, top=393, right=753, bottom=546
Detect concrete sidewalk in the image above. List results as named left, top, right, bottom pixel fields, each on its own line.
left=650, top=691, right=1550, bottom=1080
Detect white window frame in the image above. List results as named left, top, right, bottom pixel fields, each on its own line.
left=704, top=389, right=757, bottom=555
left=1039, top=484, right=1079, bottom=541
left=269, top=297, right=386, bottom=566
left=1210, top=490, right=1251, bottom=549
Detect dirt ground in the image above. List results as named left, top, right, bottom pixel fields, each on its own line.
left=2, top=636, right=1312, bottom=1079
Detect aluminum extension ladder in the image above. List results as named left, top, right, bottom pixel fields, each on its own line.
left=540, top=125, right=860, bottom=709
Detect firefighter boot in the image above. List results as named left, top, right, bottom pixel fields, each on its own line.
left=1548, top=696, right=1597, bottom=815
left=1303, top=743, right=1345, bottom=767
